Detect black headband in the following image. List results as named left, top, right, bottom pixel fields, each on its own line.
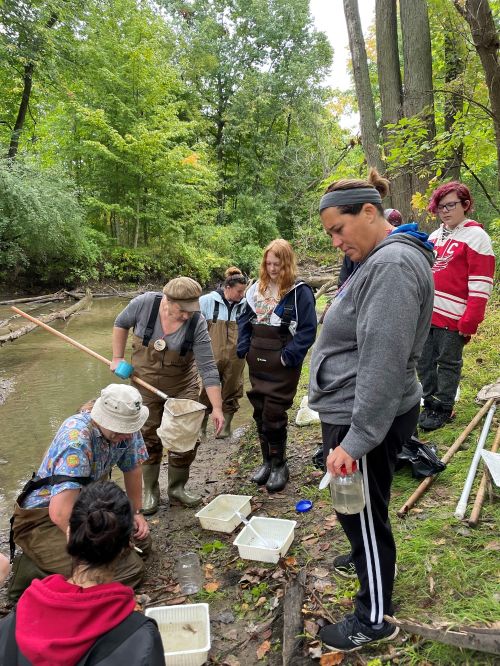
left=319, top=188, right=382, bottom=212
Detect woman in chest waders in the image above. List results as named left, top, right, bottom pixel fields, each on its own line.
left=199, top=267, right=248, bottom=439
left=111, top=277, right=224, bottom=514
left=237, top=240, right=317, bottom=492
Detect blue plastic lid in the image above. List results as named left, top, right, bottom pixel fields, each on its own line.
left=295, top=499, right=313, bottom=513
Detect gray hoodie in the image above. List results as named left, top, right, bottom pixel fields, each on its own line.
left=308, top=233, right=434, bottom=460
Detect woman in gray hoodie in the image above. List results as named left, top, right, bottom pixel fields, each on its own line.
left=309, top=169, right=434, bottom=654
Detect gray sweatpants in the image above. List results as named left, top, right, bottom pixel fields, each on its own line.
left=417, top=326, right=466, bottom=412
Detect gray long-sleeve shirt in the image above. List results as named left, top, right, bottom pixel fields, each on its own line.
left=308, top=233, right=434, bottom=460
left=114, top=292, right=220, bottom=387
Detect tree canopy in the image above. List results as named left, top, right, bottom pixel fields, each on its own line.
left=0, top=0, right=498, bottom=287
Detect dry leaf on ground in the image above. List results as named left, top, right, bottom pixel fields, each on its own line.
left=256, top=640, right=271, bottom=660
left=166, top=595, right=187, bottom=605
left=312, top=567, right=330, bottom=579
left=304, top=619, right=319, bottom=636
left=222, top=656, right=240, bottom=666
left=308, top=640, right=323, bottom=659
left=320, top=652, right=344, bottom=665
left=204, top=581, right=220, bottom=593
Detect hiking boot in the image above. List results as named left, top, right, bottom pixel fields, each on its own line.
left=420, top=408, right=454, bottom=432
left=319, top=613, right=399, bottom=653
left=333, top=553, right=357, bottom=578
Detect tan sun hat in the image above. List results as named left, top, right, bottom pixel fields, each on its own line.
left=90, top=384, right=149, bottom=433
left=163, top=277, right=202, bottom=312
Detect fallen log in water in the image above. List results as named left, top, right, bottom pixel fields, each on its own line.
left=385, top=615, right=500, bottom=655
left=0, top=291, right=67, bottom=305
left=0, top=290, right=92, bottom=346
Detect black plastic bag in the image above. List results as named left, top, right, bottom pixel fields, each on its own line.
left=396, top=436, right=446, bottom=479
left=312, top=446, right=325, bottom=471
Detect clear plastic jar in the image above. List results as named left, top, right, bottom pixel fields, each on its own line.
left=175, top=552, right=203, bottom=594
left=329, top=462, right=365, bottom=514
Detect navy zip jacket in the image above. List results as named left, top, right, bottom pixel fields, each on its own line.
left=237, top=281, right=317, bottom=367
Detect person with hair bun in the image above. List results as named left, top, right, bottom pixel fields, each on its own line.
left=309, top=169, right=434, bottom=653
left=199, top=267, right=248, bottom=438
left=417, top=181, right=495, bottom=431
left=0, top=482, right=165, bottom=665
left=237, top=240, right=317, bottom=492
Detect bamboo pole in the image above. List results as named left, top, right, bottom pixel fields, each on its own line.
left=468, top=424, right=500, bottom=527
left=397, top=398, right=495, bottom=517
left=11, top=306, right=168, bottom=400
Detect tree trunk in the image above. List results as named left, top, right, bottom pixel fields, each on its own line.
left=444, top=31, right=465, bottom=180
left=454, top=0, right=500, bottom=189
left=215, top=74, right=226, bottom=224
left=133, top=197, right=140, bottom=249
left=7, top=13, right=58, bottom=160
left=400, top=0, right=436, bottom=198
left=7, top=63, right=34, bottom=159
left=343, top=0, right=385, bottom=174
left=376, top=0, right=412, bottom=219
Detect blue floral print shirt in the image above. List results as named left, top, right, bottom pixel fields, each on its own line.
left=22, top=412, right=148, bottom=509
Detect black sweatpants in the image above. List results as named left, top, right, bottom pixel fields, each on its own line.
left=322, top=402, right=420, bottom=626
left=417, top=326, right=466, bottom=412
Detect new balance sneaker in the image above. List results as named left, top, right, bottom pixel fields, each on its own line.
left=333, top=553, right=357, bottom=578
left=319, top=613, right=399, bottom=653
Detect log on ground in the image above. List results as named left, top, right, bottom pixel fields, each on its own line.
left=385, top=615, right=500, bottom=655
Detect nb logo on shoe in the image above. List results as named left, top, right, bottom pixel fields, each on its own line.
left=256, top=357, right=267, bottom=362
left=348, top=632, right=371, bottom=645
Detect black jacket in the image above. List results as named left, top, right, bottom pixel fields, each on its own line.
left=0, top=611, right=166, bottom=666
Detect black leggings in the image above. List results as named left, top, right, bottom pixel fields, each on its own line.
left=321, top=402, right=420, bottom=626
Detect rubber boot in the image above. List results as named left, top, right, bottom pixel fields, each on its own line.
left=168, top=465, right=202, bottom=507
left=142, top=463, right=161, bottom=516
left=251, top=435, right=272, bottom=485
left=216, top=412, right=234, bottom=439
left=200, top=413, right=209, bottom=437
left=265, top=428, right=289, bottom=493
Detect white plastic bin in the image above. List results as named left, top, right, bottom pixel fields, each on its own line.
left=233, top=516, right=297, bottom=563
left=145, top=603, right=210, bottom=666
left=195, top=494, right=252, bottom=533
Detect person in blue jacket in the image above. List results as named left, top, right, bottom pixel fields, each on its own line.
left=199, top=267, right=248, bottom=438
left=237, top=239, right=317, bottom=492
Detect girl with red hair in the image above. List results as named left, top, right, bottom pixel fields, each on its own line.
left=237, top=239, right=317, bottom=492
left=418, top=182, right=495, bottom=431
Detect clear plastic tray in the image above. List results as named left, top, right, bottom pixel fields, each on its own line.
left=145, top=603, right=210, bottom=666
left=233, top=516, right=297, bottom=563
left=195, top=494, right=252, bottom=533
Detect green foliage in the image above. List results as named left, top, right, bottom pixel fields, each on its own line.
left=0, top=159, right=101, bottom=285
left=200, top=540, right=226, bottom=556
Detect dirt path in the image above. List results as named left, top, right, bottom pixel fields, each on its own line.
left=138, top=418, right=367, bottom=666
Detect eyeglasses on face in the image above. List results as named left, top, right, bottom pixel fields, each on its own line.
left=437, top=200, right=461, bottom=212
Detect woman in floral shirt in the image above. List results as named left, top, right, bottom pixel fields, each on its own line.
left=9, top=384, right=150, bottom=601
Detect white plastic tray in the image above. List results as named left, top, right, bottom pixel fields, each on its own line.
left=195, top=494, right=252, bottom=533
left=145, top=603, right=210, bottom=666
left=233, top=516, right=297, bottom=563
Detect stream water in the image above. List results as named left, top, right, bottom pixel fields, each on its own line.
left=0, top=297, right=252, bottom=534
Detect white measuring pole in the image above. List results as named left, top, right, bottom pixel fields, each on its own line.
left=455, top=402, right=497, bottom=520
